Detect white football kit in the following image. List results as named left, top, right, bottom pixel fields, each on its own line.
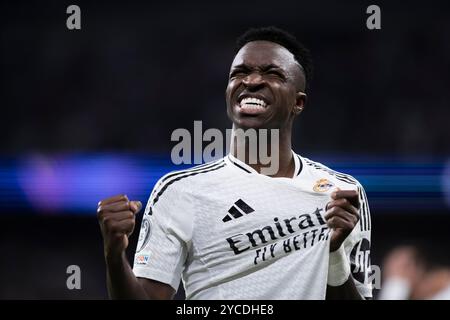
left=133, top=151, right=372, bottom=299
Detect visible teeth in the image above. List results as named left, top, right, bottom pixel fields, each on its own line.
left=240, top=97, right=267, bottom=108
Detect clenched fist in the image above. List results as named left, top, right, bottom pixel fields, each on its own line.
left=97, top=194, right=142, bottom=259
left=325, top=189, right=360, bottom=252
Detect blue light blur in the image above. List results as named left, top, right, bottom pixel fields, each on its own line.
left=0, top=154, right=448, bottom=214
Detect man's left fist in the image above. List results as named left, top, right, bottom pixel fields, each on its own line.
left=325, top=189, right=360, bottom=252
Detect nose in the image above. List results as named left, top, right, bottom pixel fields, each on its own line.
left=242, top=72, right=265, bottom=89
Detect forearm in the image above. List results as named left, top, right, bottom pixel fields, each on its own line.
left=325, top=245, right=364, bottom=300
left=106, top=252, right=149, bottom=300
left=326, top=277, right=364, bottom=300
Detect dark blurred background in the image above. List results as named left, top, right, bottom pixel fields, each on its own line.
left=0, top=0, right=449, bottom=299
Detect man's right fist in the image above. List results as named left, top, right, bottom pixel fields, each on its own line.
left=97, top=194, right=142, bottom=259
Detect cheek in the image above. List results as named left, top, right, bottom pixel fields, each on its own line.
left=274, top=85, right=293, bottom=105
left=274, top=87, right=297, bottom=116
left=228, top=79, right=240, bottom=93
left=225, top=82, right=237, bottom=105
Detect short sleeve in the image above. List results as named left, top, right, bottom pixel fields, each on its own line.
left=133, top=176, right=194, bottom=291
left=343, top=183, right=373, bottom=299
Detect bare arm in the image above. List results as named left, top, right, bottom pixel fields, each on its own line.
left=105, top=252, right=175, bottom=300
left=325, top=189, right=364, bottom=300
left=98, top=194, right=175, bottom=300
left=326, top=277, right=364, bottom=300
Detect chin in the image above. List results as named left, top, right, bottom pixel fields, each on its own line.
left=232, top=116, right=268, bottom=130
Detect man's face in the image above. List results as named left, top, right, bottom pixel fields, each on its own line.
left=226, top=41, right=306, bottom=130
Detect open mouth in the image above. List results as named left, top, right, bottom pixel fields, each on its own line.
left=238, top=97, right=268, bottom=115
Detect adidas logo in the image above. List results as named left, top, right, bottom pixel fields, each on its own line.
left=222, top=199, right=255, bottom=222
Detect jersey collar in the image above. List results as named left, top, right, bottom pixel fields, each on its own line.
left=226, top=150, right=303, bottom=178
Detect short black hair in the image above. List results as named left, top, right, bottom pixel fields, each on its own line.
left=235, top=26, right=313, bottom=92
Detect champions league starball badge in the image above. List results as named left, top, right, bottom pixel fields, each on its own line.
left=136, top=215, right=152, bottom=253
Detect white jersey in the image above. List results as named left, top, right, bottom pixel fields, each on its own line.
left=133, top=151, right=372, bottom=299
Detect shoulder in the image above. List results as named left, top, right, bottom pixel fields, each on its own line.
left=146, top=158, right=227, bottom=212
left=299, top=155, right=362, bottom=189
left=298, top=155, right=372, bottom=233
left=156, top=158, right=226, bottom=188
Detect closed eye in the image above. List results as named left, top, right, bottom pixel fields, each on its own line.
left=266, top=70, right=286, bottom=79
left=229, top=69, right=248, bottom=79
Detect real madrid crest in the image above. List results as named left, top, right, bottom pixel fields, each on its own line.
left=313, top=178, right=334, bottom=192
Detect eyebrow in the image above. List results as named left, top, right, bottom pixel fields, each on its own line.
left=231, top=63, right=284, bottom=71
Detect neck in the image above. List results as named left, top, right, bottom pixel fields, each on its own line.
left=230, top=124, right=294, bottom=178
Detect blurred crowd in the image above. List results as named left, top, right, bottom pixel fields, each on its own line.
left=1, top=1, right=450, bottom=156
left=379, top=244, right=450, bottom=299
left=1, top=0, right=449, bottom=299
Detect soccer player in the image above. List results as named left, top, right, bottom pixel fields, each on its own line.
left=97, top=27, right=372, bottom=299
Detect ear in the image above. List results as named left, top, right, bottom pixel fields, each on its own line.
left=292, top=92, right=307, bottom=115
